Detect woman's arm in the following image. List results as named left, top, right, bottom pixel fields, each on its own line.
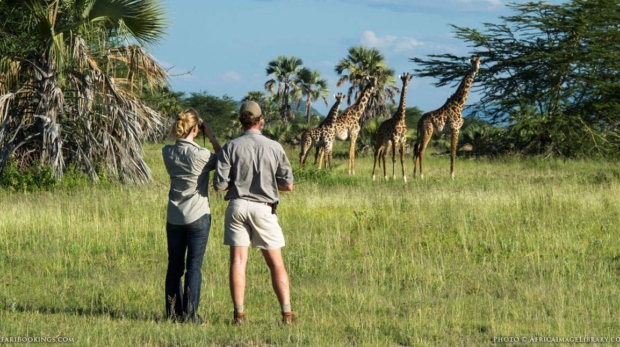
left=200, top=121, right=221, bottom=153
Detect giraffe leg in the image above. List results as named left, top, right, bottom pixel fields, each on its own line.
left=391, top=141, right=397, bottom=180
left=313, top=146, right=320, bottom=166
left=400, top=142, right=407, bottom=183
left=372, top=145, right=381, bottom=181
left=326, top=150, right=331, bottom=169
left=348, top=132, right=358, bottom=175
left=450, top=130, right=459, bottom=180
left=325, top=142, right=333, bottom=169
left=413, top=142, right=420, bottom=178
left=383, top=143, right=390, bottom=180
left=417, top=132, right=432, bottom=180
left=299, top=136, right=311, bottom=167
left=318, top=147, right=325, bottom=170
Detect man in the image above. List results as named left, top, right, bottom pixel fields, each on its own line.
left=213, top=101, right=296, bottom=325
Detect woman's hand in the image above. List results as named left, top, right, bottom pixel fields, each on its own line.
left=200, top=121, right=221, bottom=153
left=199, top=121, right=213, bottom=137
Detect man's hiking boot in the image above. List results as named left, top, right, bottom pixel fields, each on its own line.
left=282, top=311, right=296, bottom=324
left=233, top=311, right=247, bottom=325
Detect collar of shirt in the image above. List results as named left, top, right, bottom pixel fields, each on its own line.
left=242, top=130, right=261, bottom=136
left=176, top=138, right=200, bottom=148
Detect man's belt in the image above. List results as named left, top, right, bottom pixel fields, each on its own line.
left=244, top=199, right=274, bottom=207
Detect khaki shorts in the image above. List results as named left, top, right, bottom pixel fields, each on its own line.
left=224, top=199, right=285, bottom=250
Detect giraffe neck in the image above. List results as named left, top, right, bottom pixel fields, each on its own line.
left=447, top=69, right=476, bottom=109
left=394, top=82, right=409, bottom=122
left=343, top=83, right=374, bottom=121
left=323, top=99, right=343, bottom=123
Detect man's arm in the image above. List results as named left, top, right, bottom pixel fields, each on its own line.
left=213, top=144, right=231, bottom=192
left=275, top=146, right=294, bottom=192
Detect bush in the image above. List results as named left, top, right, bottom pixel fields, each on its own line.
left=0, top=157, right=56, bottom=192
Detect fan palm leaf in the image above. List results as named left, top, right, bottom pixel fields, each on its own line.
left=295, top=67, right=329, bottom=124
left=265, top=55, right=304, bottom=122
left=335, top=46, right=399, bottom=124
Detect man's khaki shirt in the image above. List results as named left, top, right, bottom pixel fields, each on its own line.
left=213, top=130, right=293, bottom=203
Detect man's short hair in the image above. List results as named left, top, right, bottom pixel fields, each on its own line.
left=239, top=101, right=262, bottom=128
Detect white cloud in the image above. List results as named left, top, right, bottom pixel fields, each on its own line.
left=361, top=30, right=396, bottom=48
left=393, top=37, right=425, bottom=53
left=360, top=30, right=423, bottom=54
left=222, top=71, right=242, bottom=82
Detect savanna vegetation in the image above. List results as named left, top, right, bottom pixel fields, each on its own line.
left=2, top=145, right=620, bottom=345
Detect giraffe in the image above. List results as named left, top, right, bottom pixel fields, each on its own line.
left=372, top=72, right=413, bottom=182
left=299, top=92, right=345, bottom=168
left=413, top=56, right=480, bottom=180
left=330, top=76, right=377, bottom=175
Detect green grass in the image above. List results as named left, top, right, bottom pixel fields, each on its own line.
left=1, top=142, right=620, bottom=346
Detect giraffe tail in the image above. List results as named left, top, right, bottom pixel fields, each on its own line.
left=413, top=125, right=421, bottom=158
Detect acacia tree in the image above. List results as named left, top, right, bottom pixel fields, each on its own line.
left=294, top=68, right=329, bottom=124
left=335, top=46, right=399, bottom=126
left=411, top=0, right=620, bottom=157
left=0, top=0, right=168, bottom=184
left=264, top=55, right=303, bottom=123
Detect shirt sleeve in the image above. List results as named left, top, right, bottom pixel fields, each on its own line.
left=213, top=145, right=231, bottom=191
left=205, top=151, right=219, bottom=172
left=275, top=146, right=294, bottom=187
left=194, top=148, right=213, bottom=173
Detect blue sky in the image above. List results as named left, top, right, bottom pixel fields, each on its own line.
left=152, top=0, right=564, bottom=116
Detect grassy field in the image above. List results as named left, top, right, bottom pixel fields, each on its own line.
left=1, top=141, right=620, bottom=346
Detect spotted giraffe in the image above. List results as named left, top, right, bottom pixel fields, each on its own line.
left=299, top=93, right=345, bottom=168
left=372, top=72, right=413, bottom=182
left=330, top=76, right=377, bottom=175
left=413, top=56, right=480, bottom=180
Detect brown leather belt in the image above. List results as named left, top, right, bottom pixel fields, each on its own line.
left=244, top=199, right=274, bottom=207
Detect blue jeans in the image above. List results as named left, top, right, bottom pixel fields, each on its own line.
left=165, top=214, right=210, bottom=321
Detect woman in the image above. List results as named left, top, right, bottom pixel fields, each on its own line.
left=161, top=108, right=221, bottom=324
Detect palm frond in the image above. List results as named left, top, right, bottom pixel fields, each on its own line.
left=87, top=0, right=167, bottom=46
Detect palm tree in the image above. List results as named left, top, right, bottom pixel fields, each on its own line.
left=294, top=68, right=329, bottom=124
left=264, top=56, right=303, bottom=123
left=0, top=0, right=168, bottom=184
left=335, top=46, right=399, bottom=125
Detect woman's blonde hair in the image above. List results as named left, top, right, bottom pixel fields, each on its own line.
left=171, top=108, right=200, bottom=139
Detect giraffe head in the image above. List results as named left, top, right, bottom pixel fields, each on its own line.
left=335, top=92, right=344, bottom=103
left=470, top=56, right=481, bottom=73
left=395, top=73, right=412, bottom=112
left=400, top=72, right=413, bottom=85
left=356, top=75, right=377, bottom=106
left=364, top=75, right=378, bottom=90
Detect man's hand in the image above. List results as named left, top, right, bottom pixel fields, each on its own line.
left=278, top=183, right=294, bottom=192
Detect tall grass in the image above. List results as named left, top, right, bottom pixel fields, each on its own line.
left=1, top=142, right=619, bottom=346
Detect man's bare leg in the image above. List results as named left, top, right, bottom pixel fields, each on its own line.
left=230, top=246, right=249, bottom=323
left=261, top=247, right=295, bottom=323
